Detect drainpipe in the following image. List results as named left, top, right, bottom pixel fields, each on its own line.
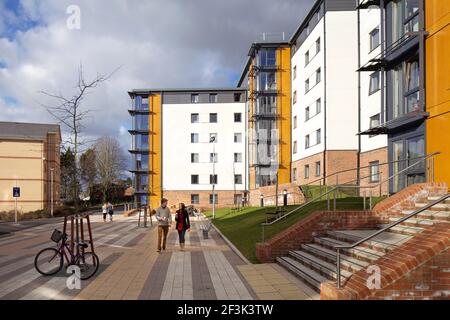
left=357, top=7, right=362, bottom=193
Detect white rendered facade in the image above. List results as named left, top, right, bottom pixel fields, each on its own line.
left=291, top=9, right=359, bottom=163
left=162, top=101, right=247, bottom=192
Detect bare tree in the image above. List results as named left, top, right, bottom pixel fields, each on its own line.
left=94, top=136, right=126, bottom=203
left=40, top=63, right=117, bottom=209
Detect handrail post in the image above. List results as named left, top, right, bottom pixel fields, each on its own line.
left=363, top=192, right=366, bottom=211
left=327, top=192, right=330, bottom=211
left=333, top=188, right=337, bottom=211
left=337, top=248, right=341, bottom=288
left=262, top=225, right=265, bottom=243
left=369, top=190, right=372, bottom=210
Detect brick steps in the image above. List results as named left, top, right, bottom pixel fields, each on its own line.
left=414, top=202, right=450, bottom=211
left=314, top=237, right=384, bottom=263
left=398, top=209, right=450, bottom=221
left=377, top=224, right=425, bottom=236
left=387, top=216, right=435, bottom=227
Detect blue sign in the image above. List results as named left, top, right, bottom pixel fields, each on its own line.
left=13, top=187, right=20, bottom=198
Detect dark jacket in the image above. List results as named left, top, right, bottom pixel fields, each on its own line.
left=175, top=208, right=190, bottom=231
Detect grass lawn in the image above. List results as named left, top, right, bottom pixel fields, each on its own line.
left=205, top=197, right=384, bottom=263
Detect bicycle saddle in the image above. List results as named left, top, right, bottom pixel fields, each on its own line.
left=77, top=241, right=89, bottom=248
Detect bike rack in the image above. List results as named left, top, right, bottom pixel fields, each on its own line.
left=62, top=213, right=95, bottom=258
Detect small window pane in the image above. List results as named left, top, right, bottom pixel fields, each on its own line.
left=191, top=94, right=199, bottom=103
left=191, top=175, right=199, bottom=184
left=191, top=133, right=199, bottom=143
left=191, top=113, right=199, bottom=123
left=209, top=94, right=218, bottom=103
left=210, top=113, right=218, bottom=123
left=234, top=133, right=242, bottom=143
left=191, top=194, right=199, bottom=204
left=234, top=113, right=242, bottom=122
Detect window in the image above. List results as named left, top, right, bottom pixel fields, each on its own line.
left=209, top=113, right=218, bottom=123
left=191, top=194, right=199, bottom=204
left=404, top=0, right=419, bottom=33
left=259, top=71, right=276, bottom=90
left=293, top=116, right=297, bottom=129
left=305, top=107, right=310, bottom=121
left=259, top=49, right=276, bottom=66
left=234, top=174, right=243, bottom=184
left=315, top=161, right=321, bottom=177
left=210, top=133, right=217, bottom=143
left=293, top=91, right=297, bottom=104
left=305, top=79, right=310, bottom=92
left=392, top=57, right=420, bottom=119
left=191, top=153, right=199, bottom=163
left=209, top=94, right=218, bottom=103
left=305, top=135, right=310, bottom=149
left=210, top=175, right=218, bottom=185
left=191, top=113, right=199, bottom=123
left=369, top=161, right=380, bottom=182
left=370, top=114, right=380, bottom=129
left=191, top=94, right=199, bottom=103
left=316, top=38, right=321, bottom=53
left=316, top=98, right=321, bottom=114
left=293, top=168, right=297, bottom=181
left=234, top=113, right=242, bottom=123
left=191, top=175, right=199, bottom=185
left=210, top=153, right=218, bottom=163
left=304, top=165, right=310, bottom=179
left=370, top=27, right=380, bottom=51
left=234, top=153, right=242, bottom=163
left=369, top=71, right=380, bottom=94
left=234, top=93, right=241, bottom=102
left=191, top=133, right=199, bottom=143
left=234, top=133, right=242, bottom=143
left=209, top=194, right=218, bottom=204
left=316, top=129, right=321, bottom=144
left=293, top=141, right=298, bottom=154
left=293, top=66, right=297, bottom=79
left=316, top=68, right=321, bottom=84
left=305, top=51, right=310, bottom=66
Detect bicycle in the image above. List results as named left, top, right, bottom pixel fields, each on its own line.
left=34, top=229, right=99, bottom=280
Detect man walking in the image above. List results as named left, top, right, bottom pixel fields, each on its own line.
left=155, top=198, right=172, bottom=252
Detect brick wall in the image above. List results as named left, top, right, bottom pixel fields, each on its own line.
left=291, top=152, right=324, bottom=185
left=162, top=190, right=245, bottom=211
left=321, top=223, right=450, bottom=300
left=359, top=147, right=388, bottom=196
left=248, top=182, right=305, bottom=207
left=256, top=210, right=381, bottom=263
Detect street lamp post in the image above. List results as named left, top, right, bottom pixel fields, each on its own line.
left=50, top=168, right=54, bottom=217
left=283, top=189, right=288, bottom=207
left=210, top=135, right=216, bottom=219
left=260, top=194, right=264, bottom=207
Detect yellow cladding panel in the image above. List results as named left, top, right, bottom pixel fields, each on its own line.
left=276, top=47, right=291, bottom=185
left=149, top=93, right=162, bottom=208
left=426, top=1, right=450, bottom=188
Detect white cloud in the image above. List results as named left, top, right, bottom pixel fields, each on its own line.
left=0, top=0, right=314, bottom=155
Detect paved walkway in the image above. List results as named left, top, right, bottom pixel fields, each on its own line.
left=0, top=214, right=317, bottom=300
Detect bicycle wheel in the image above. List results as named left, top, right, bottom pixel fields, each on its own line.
left=34, top=248, right=63, bottom=276
left=75, top=252, right=99, bottom=280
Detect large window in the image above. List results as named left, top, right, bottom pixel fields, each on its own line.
left=370, top=27, right=380, bottom=51
left=209, top=113, right=218, bottom=123
left=136, top=154, right=149, bottom=170
left=191, top=194, right=199, bottom=204
left=404, top=0, right=419, bottom=33
left=388, top=0, right=419, bottom=45
left=391, top=57, right=420, bottom=119
left=258, top=49, right=276, bottom=66
left=369, top=71, right=380, bottom=94
left=135, top=114, right=148, bottom=130
left=258, top=96, right=276, bottom=114
left=259, top=72, right=276, bottom=91
left=370, top=161, right=380, bottom=182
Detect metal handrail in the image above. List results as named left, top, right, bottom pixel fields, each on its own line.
left=335, top=193, right=450, bottom=288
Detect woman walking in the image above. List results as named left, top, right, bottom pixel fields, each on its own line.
left=175, top=203, right=190, bottom=251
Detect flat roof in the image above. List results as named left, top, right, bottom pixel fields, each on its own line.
left=129, top=87, right=246, bottom=96
left=0, top=121, right=61, bottom=141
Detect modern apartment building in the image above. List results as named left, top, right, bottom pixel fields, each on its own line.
left=0, top=122, right=61, bottom=213
left=237, top=41, right=292, bottom=191
left=290, top=0, right=360, bottom=186
left=128, top=88, right=247, bottom=209
left=358, top=0, right=428, bottom=193
left=357, top=4, right=389, bottom=195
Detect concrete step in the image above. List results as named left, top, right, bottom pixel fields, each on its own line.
left=289, top=250, right=352, bottom=281
left=327, top=229, right=413, bottom=252
left=301, top=243, right=368, bottom=273
left=415, top=202, right=450, bottom=211
left=400, top=209, right=450, bottom=222
left=387, top=217, right=435, bottom=227
left=276, top=256, right=328, bottom=292
left=314, top=237, right=384, bottom=263
left=427, top=196, right=450, bottom=204
left=377, top=224, right=425, bottom=236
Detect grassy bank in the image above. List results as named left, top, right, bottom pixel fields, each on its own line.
left=205, top=197, right=383, bottom=263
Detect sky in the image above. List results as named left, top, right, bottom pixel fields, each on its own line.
left=0, top=0, right=314, bottom=156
